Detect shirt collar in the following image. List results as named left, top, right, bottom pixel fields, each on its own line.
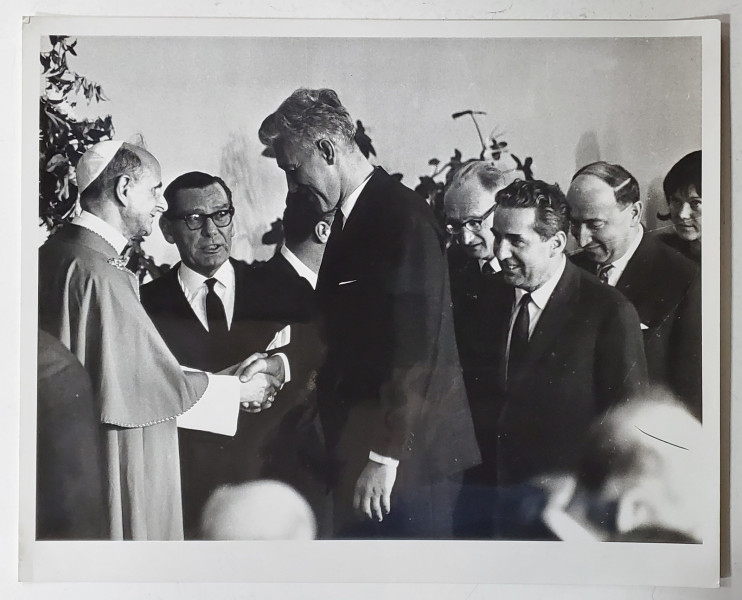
left=608, top=225, right=644, bottom=278
left=72, top=210, right=129, bottom=254
left=280, top=245, right=318, bottom=289
left=514, top=254, right=567, bottom=310
left=178, top=259, right=234, bottom=295
left=339, top=167, right=375, bottom=227
left=478, top=256, right=501, bottom=273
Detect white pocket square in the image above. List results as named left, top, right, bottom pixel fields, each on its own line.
left=338, top=279, right=358, bottom=286
left=640, top=323, right=649, bottom=330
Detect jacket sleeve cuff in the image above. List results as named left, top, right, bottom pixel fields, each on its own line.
left=368, top=450, right=400, bottom=468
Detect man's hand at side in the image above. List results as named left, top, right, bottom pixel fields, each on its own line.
left=353, top=461, right=397, bottom=522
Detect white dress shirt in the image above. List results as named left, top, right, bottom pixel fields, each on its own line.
left=70, top=210, right=242, bottom=436
left=280, top=245, right=318, bottom=289
left=177, top=260, right=236, bottom=331
left=505, top=255, right=567, bottom=372
left=601, top=226, right=644, bottom=287
left=338, top=168, right=375, bottom=228
left=176, top=260, right=291, bottom=382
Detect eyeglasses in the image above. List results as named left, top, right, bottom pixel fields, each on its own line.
left=169, top=206, right=235, bottom=230
left=445, top=203, right=498, bottom=235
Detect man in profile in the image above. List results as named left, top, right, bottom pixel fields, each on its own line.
left=487, top=179, right=647, bottom=537
left=259, top=88, right=481, bottom=538
left=566, top=161, right=701, bottom=419
left=38, top=142, right=275, bottom=540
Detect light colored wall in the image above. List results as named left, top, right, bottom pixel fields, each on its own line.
left=69, top=35, right=701, bottom=265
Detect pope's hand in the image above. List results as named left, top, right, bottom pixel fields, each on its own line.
left=353, top=460, right=397, bottom=522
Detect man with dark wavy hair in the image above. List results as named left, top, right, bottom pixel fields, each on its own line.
left=259, top=88, right=481, bottom=538
left=487, top=179, right=647, bottom=538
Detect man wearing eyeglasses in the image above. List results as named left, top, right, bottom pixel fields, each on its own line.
left=442, top=161, right=519, bottom=536
left=141, top=171, right=311, bottom=537
left=566, top=162, right=701, bottom=420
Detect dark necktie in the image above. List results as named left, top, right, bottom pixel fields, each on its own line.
left=204, top=278, right=229, bottom=335
left=331, top=207, right=345, bottom=235
left=507, top=293, right=531, bottom=384
left=598, top=263, right=614, bottom=285
left=481, top=261, right=495, bottom=275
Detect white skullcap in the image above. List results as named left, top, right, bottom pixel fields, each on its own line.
left=76, top=140, right=125, bottom=193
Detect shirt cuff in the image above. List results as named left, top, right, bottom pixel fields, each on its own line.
left=273, top=352, right=291, bottom=385
left=177, top=373, right=240, bottom=436
left=368, top=451, right=400, bottom=468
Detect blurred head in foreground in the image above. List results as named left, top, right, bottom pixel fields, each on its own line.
left=546, top=388, right=704, bottom=543
left=199, top=480, right=317, bottom=540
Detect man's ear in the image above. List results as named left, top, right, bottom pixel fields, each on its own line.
left=114, top=174, right=133, bottom=206
left=160, top=216, right=176, bottom=244
left=315, top=220, right=332, bottom=244
left=630, top=200, right=644, bottom=225
left=615, top=486, right=656, bottom=534
left=550, top=230, right=568, bottom=256
left=316, top=139, right=335, bottom=165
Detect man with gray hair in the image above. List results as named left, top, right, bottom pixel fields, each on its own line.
left=38, top=141, right=279, bottom=540
left=443, top=161, right=520, bottom=536
left=259, top=88, right=481, bottom=538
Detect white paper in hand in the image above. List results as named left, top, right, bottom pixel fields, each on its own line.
left=266, top=325, right=291, bottom=350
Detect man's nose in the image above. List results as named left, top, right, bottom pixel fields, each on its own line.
left=460, top=229, right=477, bottom=245
left=678, top=201, right=693, bottom=220
left=574, top=223, right=591, bottom=247
left=495, top=239, right=511, bottom=261
left=201, top=215, right=219, bottom=236
left=155, top=192, right=168, bottom=214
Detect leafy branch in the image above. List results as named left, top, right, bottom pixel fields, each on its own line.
left=39, top=36, right=115, bottom=231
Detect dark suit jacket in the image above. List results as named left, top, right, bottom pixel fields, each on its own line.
left=491, top=260, right=648, bottom=487
left=316, top=167, right=481, bottom=487
left=140, top=257, right=322, bottom=535
left=447, top=249, right=505, bottom=484
left=572, top=234, right=702, bottom=420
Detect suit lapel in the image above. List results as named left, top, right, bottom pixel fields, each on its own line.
left=521, top=261, right=579, bottom=368
left=615, top=235, right=655, bottom=306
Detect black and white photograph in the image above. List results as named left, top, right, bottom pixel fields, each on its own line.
left=18, top=15, right=721, bottom=587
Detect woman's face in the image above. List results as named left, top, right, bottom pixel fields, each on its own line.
left=668, top=184, right=702, bottom=242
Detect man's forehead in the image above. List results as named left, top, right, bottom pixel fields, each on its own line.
left=568, top=175, right=618, bottom=210
left=493, top=205, right=538, bottom=231
left=444, top=180, right=496, bottom=217
left=173, top=183, right=229, bottom=211
left=274, top=138, right=306, bottom=165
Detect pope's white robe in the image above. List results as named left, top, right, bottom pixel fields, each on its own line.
left=39, top=224, right=200, bottom=540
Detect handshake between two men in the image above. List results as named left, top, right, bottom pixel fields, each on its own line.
left=223, top=351, right=286, bottom=413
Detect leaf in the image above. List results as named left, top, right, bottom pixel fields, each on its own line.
left=498, top=141, right=508, bottom=148
left=428, top=158, right=440, bottom=166
left=452, top=148, right=462, bottom=162
left=45, top=154, right=67, bottom=172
